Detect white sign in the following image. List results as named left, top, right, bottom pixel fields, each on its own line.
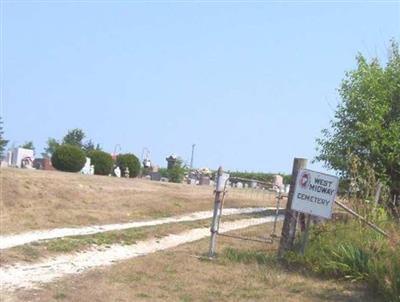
left=291, top=169, right=339, bottom=219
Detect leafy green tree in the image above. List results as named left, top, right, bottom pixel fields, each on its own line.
left=316, top=40, right=400, bottom=209
left=21, top=141, right=35, bottom=151
left=283, top=174, right=292, bottom=185
left=62, top=129, right=85, bottom=148
left=42, top=138, right=60, bottom=158
left=168, top=159, right=186, bottom=183
left=83, top=140, right=102, bottom=153
left=0, top=117, right=8, bottom=157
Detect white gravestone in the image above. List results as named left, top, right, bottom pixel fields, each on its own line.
left=114, top=166, right=121, bottom=178
left=80, top=157, right=93, bottom=175
left=10, top=148, right=34, bottom=168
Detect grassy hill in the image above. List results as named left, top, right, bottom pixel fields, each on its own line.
left=1, top=168, right=275, bottom=234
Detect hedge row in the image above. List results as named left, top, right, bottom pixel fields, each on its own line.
left=51, top=145, right=140, bottom=177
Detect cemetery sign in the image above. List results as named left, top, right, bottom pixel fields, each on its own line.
left=291, top=169, right=339, bottom=219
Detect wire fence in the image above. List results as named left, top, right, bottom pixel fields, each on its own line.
left=208, top=168, right=397, bottom=258
left=210, top=175, right=287, bottom=249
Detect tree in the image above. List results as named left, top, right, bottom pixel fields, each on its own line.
left=116, top=153, right=141, bottom=178
left=62, top=129, right=85, bottom=148
left=83, top=140, right=102, bottom=153
left=21, top=141, right=35, bottom=151
left=316, top=40, right=400, bottom=211
left=51, top=145, right=86, bottom=172
left=42, top=138, right=60, bottom=158
left=168, top=159, right=186, bottom=183
left=0, top=117, right=8, bottom=157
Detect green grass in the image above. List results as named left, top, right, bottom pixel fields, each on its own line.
left=7, top=214, right=259, bottom=262
left=285, top=218, right=400, bottom=302
left=46, top=228, right=146, bottom=252
left=222, top=247, right=276, bottom=265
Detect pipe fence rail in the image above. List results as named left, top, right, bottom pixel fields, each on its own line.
left=208, top=167, right=287, bottom=257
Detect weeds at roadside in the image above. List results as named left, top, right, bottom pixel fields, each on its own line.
left=284, top=218, right=399, bottom=302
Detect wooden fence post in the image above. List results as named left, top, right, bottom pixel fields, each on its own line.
left=300, top=214, right=311, bottom=255
left=208, top=167, right=224, bottom=258
left=278, top=158, right=308, bottom=258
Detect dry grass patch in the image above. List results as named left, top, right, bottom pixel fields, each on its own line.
left=1, top=168, right=277, bottom=234
left=12, top=223, right=380, bottom=302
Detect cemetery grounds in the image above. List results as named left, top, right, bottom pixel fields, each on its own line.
left=0, top=168, right=379, bottom=301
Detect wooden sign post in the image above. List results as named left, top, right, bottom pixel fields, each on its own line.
left=278, top=158, right=307, bottom=258
left=280, top=161, right=340, bottom=256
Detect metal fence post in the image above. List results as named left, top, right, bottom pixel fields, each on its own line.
left=208, top=167, right=224, bottom=258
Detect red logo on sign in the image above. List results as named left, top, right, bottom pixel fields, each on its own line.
left=299, top=172, right=310, bottom=188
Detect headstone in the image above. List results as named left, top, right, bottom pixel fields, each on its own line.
left=199, top=176, right=210, bottom=186
left=250, top=181, right=257, bottom=189
left=114, top=166, right=121, bottom=178
left=124, top=167, right=130, bottom=178
left=6, top=151, right=12, bottom=166
left=33, top=158, right=44, bottom=169
left=244, top=183, right=249, bottom=189
left=236, top=182, right=243, bottom=189
left=143, top=158, right=151, bottom=168
left=90, top=165, right=95, bottom=175
left=10, top=148, right=34, bottom=168
left=150, top=172, right=161, bottom=181
left=21, top=156, right=34, bottom=169
left=187, top=178, right=196, bottom=185
left=80, top=157, right=92, bottom=175
left=273, top=175, right=284, bottom=191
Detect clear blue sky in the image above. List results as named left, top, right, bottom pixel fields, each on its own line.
left=2, top=1, right=399, bottom=173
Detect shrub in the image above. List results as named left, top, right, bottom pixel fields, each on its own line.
left=51, top=145, right=86, bottom=172
left=285, top=217, right=400, bottom=302
left=116, top=153, right=140, bottom=178
left=87, top=150, right=113, bottom=175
